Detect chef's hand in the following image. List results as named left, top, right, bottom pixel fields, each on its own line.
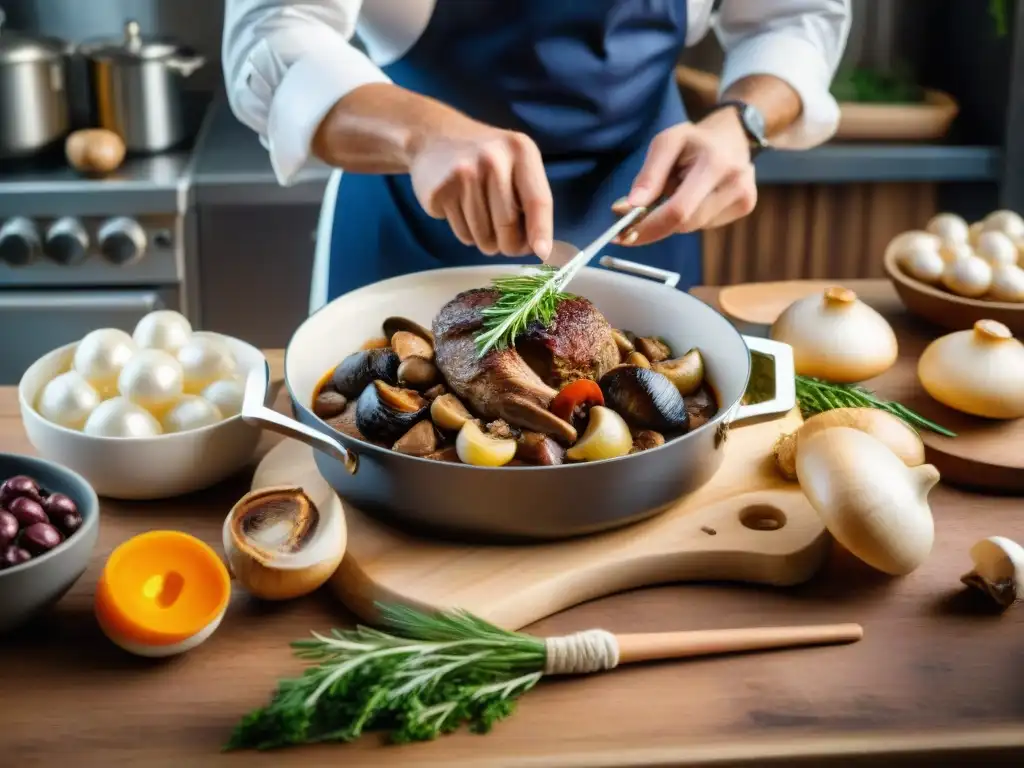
left=410, top=124, right=554, bottom=260
left=616, top=108, right=757, bottom=246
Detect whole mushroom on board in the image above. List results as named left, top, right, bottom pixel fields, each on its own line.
left=769, top=286, right=898, bottom=383
left=795, top=426, right=939, bottom=576
left=960, top=536, right=1024, bottom=610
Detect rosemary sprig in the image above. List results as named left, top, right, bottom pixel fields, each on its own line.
left=224, top=604, right=546, bottom=750
left=795, top=375, right=957, bottom=437
left=474, top=265, right=572, bottom=357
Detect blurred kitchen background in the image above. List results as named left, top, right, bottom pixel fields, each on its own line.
left=0, top=0, right=1021, bottom=383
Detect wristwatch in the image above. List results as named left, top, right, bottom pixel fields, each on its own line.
left=706, top=100, right=769, bottom=157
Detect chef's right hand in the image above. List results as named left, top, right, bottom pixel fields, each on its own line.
left=409, top=125, right=554, bottom=260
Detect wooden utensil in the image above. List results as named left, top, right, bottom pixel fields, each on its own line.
left=250, top=407, right=833, bottom=631
left=715, top=279, right=1024, bottom=493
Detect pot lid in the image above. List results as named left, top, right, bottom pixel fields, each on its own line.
left=79, top=20, right=182, bottom=61
left=0, top=8, right=66, bottom=63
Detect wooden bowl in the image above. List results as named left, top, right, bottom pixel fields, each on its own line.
left=675, top=66, right=959, bottom=141
left=883, top=247, right=1024, bottom=335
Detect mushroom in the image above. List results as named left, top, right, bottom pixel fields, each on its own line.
left=611, top=329, right=635, bottom=357
left=430, top=393, right=474, bottom=431
left=987, top=264, right=1024, bottom=303
left=941, top=254, right=992, bottom=298
left=355, top=380, right=429, bottom=442
left=630, top=429, right=665, bottom=453
left=960, top=536, right=1024, bottom=610
left=625, top=352, right=651, bottom=368
left=222, top=486, right=345, bottom=600
left=599, top=365, right=689, bottom=432
left=651, top=348, right=704, bottom=396
left=331, top=348, right=400, bottom=398
left=383, top=316, right=434, bottom=345
left=397, top=355, right=439, bottom=389
left=515, top=431, right=565, bottom=465
left=313, top=390, right=347, bottom=419
left=392, top=420, right=438, bottom=456
left=391, top=331, right=434, bottom=362
left=634, top=337, right=671, bottom=363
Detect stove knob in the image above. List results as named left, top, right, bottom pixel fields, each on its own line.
left=0, top=217, right=41, bottom=267
left=45, top=217, right=90, bottom=266
left=98, top=217, right=147, bottom=266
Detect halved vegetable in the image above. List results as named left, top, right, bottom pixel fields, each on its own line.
left=430, top=393, right=473, bottom=431
left=455, top=420, right=517, bottom=467
left=549, top=379, right=604, bottom=424
left=566, top=406, right=633, bottom=462
left=652, top=348, right=704, bottom=396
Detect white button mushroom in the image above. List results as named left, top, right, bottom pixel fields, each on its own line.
left=960, top=536, right=1024, bottom=610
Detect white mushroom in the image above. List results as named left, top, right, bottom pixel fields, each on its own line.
left=960, top=536, right=1024, bottom=610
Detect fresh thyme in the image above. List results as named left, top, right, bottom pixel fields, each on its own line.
left=474, top=266, right=573, bottom=356
left=224, top=604, right=546, bottom=750
left=795, top=375, right=957, bottom=437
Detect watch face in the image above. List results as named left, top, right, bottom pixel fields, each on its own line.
left=742, top=104, right=767, bottom=145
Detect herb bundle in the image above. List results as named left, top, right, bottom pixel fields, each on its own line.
left=474, top=266, right=572, bottom=357
left=225, top=604, right=549, bottom=750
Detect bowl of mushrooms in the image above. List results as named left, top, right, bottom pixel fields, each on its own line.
left=884, top=209, right=1024, bottom=335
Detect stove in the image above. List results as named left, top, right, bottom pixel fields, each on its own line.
left=0, top=142, right=198, bottom=385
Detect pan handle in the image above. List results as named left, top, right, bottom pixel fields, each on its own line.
left=598, top=255, right=681, bottom=288
left=240, top=361, right=359, bottom=475
left=728, top=336, right=796, bottom=425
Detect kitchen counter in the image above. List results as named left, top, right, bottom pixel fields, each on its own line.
left=2, top=282, right=1023, bottom=766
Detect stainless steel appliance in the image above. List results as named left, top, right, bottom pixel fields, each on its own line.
left=0, top=8, right=69, bottom=159
left=0, top=147, right=196, bottom=385
left=78, top=20, right=205, bottom=154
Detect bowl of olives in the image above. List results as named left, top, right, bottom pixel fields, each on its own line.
left=0, top=454, right=99, bottom=634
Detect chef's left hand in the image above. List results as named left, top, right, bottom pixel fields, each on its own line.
left=616, top=108, right=757, bottom=246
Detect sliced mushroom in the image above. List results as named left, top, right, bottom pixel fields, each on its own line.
left=630, top=429, right=665, bottom=453
left=331, top=347, right=400, bottom=398
left=611, top=329, right=635, bottom=357
left=392, top=420, right=439, bottom=456
left=355, top=380, right=429, bottom=443
left=599, top=365, right=689, bottom=432
left=383, top=316, right=434, bottom=345
left=391, top=331, right=434, bottom=362
left=626, top=351, right=651, bottom=368
left=430, top=393, right=474, bottom=431
left=423, top=383, right=447, bottom=401
left=501, top=396, right=577, bottom=444
left=397, top=355, right=439, bottom=389
left=635, top=337, right=671, bottom=363
left=515, top=431, right=565, bottom=465
left=652, top=348, right=704, bottom=396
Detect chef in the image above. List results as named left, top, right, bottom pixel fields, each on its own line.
left=223, top=0, right=851, bottom=310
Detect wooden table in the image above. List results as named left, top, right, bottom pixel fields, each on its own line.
left=2, top=281, right=1024, bottom=767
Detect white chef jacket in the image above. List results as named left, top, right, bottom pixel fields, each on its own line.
left=224, top=0, right=852, bottom=187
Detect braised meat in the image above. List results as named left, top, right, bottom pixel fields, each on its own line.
left=432, top=288, right=619, bottom=442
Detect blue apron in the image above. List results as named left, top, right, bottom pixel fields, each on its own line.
left=325, top=0, right=700, bottom=300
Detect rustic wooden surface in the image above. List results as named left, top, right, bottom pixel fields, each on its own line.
left=2, top=284, right=1024, bottom=767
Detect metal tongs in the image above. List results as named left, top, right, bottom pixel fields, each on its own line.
left=544, top=204, right=650, bottom=294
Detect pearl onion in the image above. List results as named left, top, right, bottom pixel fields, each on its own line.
left=983, top=209, right=1024, bottom=241
left=84, top=396, right=163, bottom=437
left=941, top=254, right=993, bottom=298
left=177, top=337, right=236, bottom=394
left=988, top=264, right=1024, bottom=303
left=939, top=241, right=975, bottom=265
left=73, top=328, right=137, bottom=398
left=886, top=230, right=940, bottom=264
left=37, top=370, right=101, bottom=430
left=926, top=213, right=970, bottom=246
left=975, top=230, right=1018, bottom=267
left=118, top=349, right=184, bottom=413
left=201, top=378, right=244, bottom=418
left=968, top=221, right=985, bottom=247
left=132, top=310, right=193, bottom=354
left=160, top=395, right=223, bottom=433
left=900, top=244, right=945, bottom=285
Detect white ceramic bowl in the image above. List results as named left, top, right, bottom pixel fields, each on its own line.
left=18, top=332, right=265, bottom=500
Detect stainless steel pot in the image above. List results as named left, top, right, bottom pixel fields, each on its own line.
left=78, top=20, right=204, bottom=154
left=0, top=8, right=69, bottom=159
left=242, top=258, right=796, bottom=542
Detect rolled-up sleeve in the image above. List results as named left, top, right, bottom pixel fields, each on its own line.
left=713, top=0, right=852, bottom=149
left=223, top=0, right=391, bottom=185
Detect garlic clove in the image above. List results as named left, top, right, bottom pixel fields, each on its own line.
left=769, top=286, right=898, bottom=383
left=565, top=405, right=633, bottom=462
left=960, top=536, right=1024, bottom=610
left=455, top=420, right=517, bottom=467
left=927, top=213, right=970, bottom=245
left=987, top=263, right=1024, bottom=303
left=900, top=243, right=945, bottom=285
left=917, top=320, right=1024, bottom=419
left=222, top=485, right=346, bottom=601
left=796, top=426, right=938, bottom=576
left=940, top=254, right=992, bottom=297
left=974, top=230, right=1018, bottom=267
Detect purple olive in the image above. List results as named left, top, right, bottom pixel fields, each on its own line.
left=1, top=544, right=31, bottom=569
left=57, top=511, right=83, bottom=536
left=0, top=475, right=42, bottom=505
left=8, top=497, right=47, bottom=529
left=20, top=522, right=63, bottom=555
left=43, top=493, right=78, bottom=526
left=0, top=510, right=17, bottom=548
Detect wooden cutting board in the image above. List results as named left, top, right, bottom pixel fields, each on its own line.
left=718, top=280, right=1024, bottom=493
left=250, top=408, right=832, bottom=630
